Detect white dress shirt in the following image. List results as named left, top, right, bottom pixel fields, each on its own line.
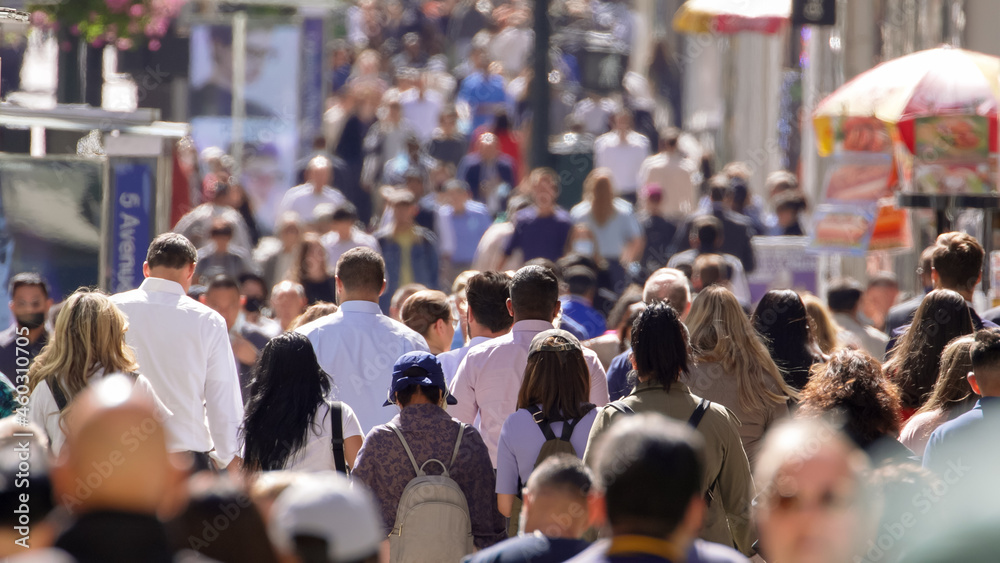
left=277, top=184, right=347, bottom=222
left=296, top=300, right=430, bottom=433
left=30, top=368, right=172, bottom=456
left=594, top=131, right=651, bottom=195
left=438, top=335, right=494, bottom=385
left=637, top=151, right=698, bottom=218
left=111, top=278, right=244, bottom=466
left=449, top=319, right=610, bottom=466
left=320, top=228, right=381, bottom=269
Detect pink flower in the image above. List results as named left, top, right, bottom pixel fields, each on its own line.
left=127, top=21, right=140, bottom=35
left=148, top=39, right=161, bottom=51
left=60, top=40, right=74, bottom=52
left=116, top=38, right=134, bottom=50
left=90, top=38, right=106, bottom=48
left=106, top=0, right=132, bottom=14
left=69, top=23, right=80, bottom=36
left=129, top=3, right=145, bottom=17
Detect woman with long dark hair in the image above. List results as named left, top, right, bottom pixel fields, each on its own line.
left=884, top=289, right=975, bottom=421
left=751, top=289, right=827, bottom=391
left=899, top=335, right=979, bottom=457
left=241, top=332, right=363, bottom=472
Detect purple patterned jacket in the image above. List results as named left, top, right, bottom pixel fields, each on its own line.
left=352, top=403, right=507, bottom=549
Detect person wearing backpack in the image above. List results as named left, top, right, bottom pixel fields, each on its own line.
left=495, top=329, right=598, bottom=528
left=28, top=289, right=171, bottom=456
left=240, top=332, right=364, bottom=473
left=353, top=351, right=506, bottom=561
left=582, top=303, right=756, bottom=557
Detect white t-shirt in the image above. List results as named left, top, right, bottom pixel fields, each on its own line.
left=29, top=370, right=173, bottom=456
left=283, top=400, right=364, bottom=473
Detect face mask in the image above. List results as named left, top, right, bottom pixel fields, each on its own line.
left=16, top=312, right=45, bottom=330
left=244, top=297, right=264, bottom=314
left=572, top=240, right=595, bottom=256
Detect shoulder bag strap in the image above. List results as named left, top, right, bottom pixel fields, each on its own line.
left=49, top=379, right=69, bottom=412
left=687, top=398, right=711, bottom=429
left=387, top=422, right=424, bottom=476
left=448, top=423, right=466, bottom=469
left=329, top=401, right=347, bottom=474
left=606, top=401, right=635, bottom=415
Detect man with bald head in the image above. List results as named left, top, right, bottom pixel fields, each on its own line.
left=606, top=268, right=692, bottom=400
left=50, top=375, right=206, bottom=562
left=277, top=155, right=347, bottom=224
left=270, top=280, right=308, bottom=331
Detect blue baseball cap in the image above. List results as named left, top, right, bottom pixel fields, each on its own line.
left=383, top=351, right=458, bottom=406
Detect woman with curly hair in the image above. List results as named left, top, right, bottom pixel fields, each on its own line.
left=899, top=335, right=979, bottom=457
left=796, top=348, right=913, bottom=466
left=684, top=286, right=798, bottom=464
left=883, top=289, right=974, bottom=420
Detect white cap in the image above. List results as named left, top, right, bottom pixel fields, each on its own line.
left=268, top=472, right=384, bottom=562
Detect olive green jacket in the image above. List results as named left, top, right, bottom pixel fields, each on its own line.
left=582, top=380, right=757, bottom=556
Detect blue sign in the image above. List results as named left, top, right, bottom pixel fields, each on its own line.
left=300, top=18, right=325, bottom=155
left=109, top=160, right=154, bottom=293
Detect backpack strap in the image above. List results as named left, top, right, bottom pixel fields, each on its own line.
left=558, top=404, right=595, bottom=441
left=329, top=401, right=347, bottom=474
left=448, top=423, right=466, bottom=469
left=387, top=422, right=424, bottom=476
left=526, top=405, right=558, bottom=441
left=687, top=399, right=711, bottom=429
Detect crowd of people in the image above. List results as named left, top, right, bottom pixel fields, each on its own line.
left=0, top=218, right=997, bottom=562
left=1, top=1, right=999, bottom=560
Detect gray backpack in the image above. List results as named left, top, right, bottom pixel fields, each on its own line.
left=387, top=422, right=475, bottom=563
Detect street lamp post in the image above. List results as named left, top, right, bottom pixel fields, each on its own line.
left=530, top=0, right=551, bottom=170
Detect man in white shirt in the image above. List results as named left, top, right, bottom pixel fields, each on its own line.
left=450, top=265, right=610, bottom=466
left=319, top=203, right=381, bottom=267
left=277, top=156, right=347, bottom=224
left=439, top=271, right=513, bottom=383
left=399, top=71, right=445, bottom=143
left=593, top=109, right=651, bottom=202
left=637, top=127, right=698, bottom=218
left=296, top=247, right=429, bottom=433
left=110, top=233, right=244, bottom=469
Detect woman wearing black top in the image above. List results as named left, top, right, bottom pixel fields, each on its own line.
left=290, top=234, right=336, bottom=305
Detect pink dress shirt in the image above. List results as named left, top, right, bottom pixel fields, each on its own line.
left=449, top=319, right=610, bottom=466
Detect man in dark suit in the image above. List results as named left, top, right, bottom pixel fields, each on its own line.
left=457, top=132, right=515, bottom=215
left=670, top=175, right=756, bottom=274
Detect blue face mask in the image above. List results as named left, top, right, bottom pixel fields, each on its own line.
left=573, top=240, right=595, bottom=256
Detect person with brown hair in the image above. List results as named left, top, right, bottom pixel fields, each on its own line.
left=400, top=290, right=455, bottom=355
left=495, top=329, right=597, bottom=519
left=900, top=335, right=979, bottom=457
left=289, top=233, right=337, bottom=305
left=287, top=301, right=339, bottom=332
left=801, top=293, right=844, bottom=355
left=570, top=168, right=643, bottom=291
left=796, top=348, right=913, bottom=465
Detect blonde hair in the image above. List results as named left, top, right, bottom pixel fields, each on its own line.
left=686, top=286, right=798, bottom=412
left=27, top=289, right=138, bottom=399
left=802, top=293, right=841, bottom=354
